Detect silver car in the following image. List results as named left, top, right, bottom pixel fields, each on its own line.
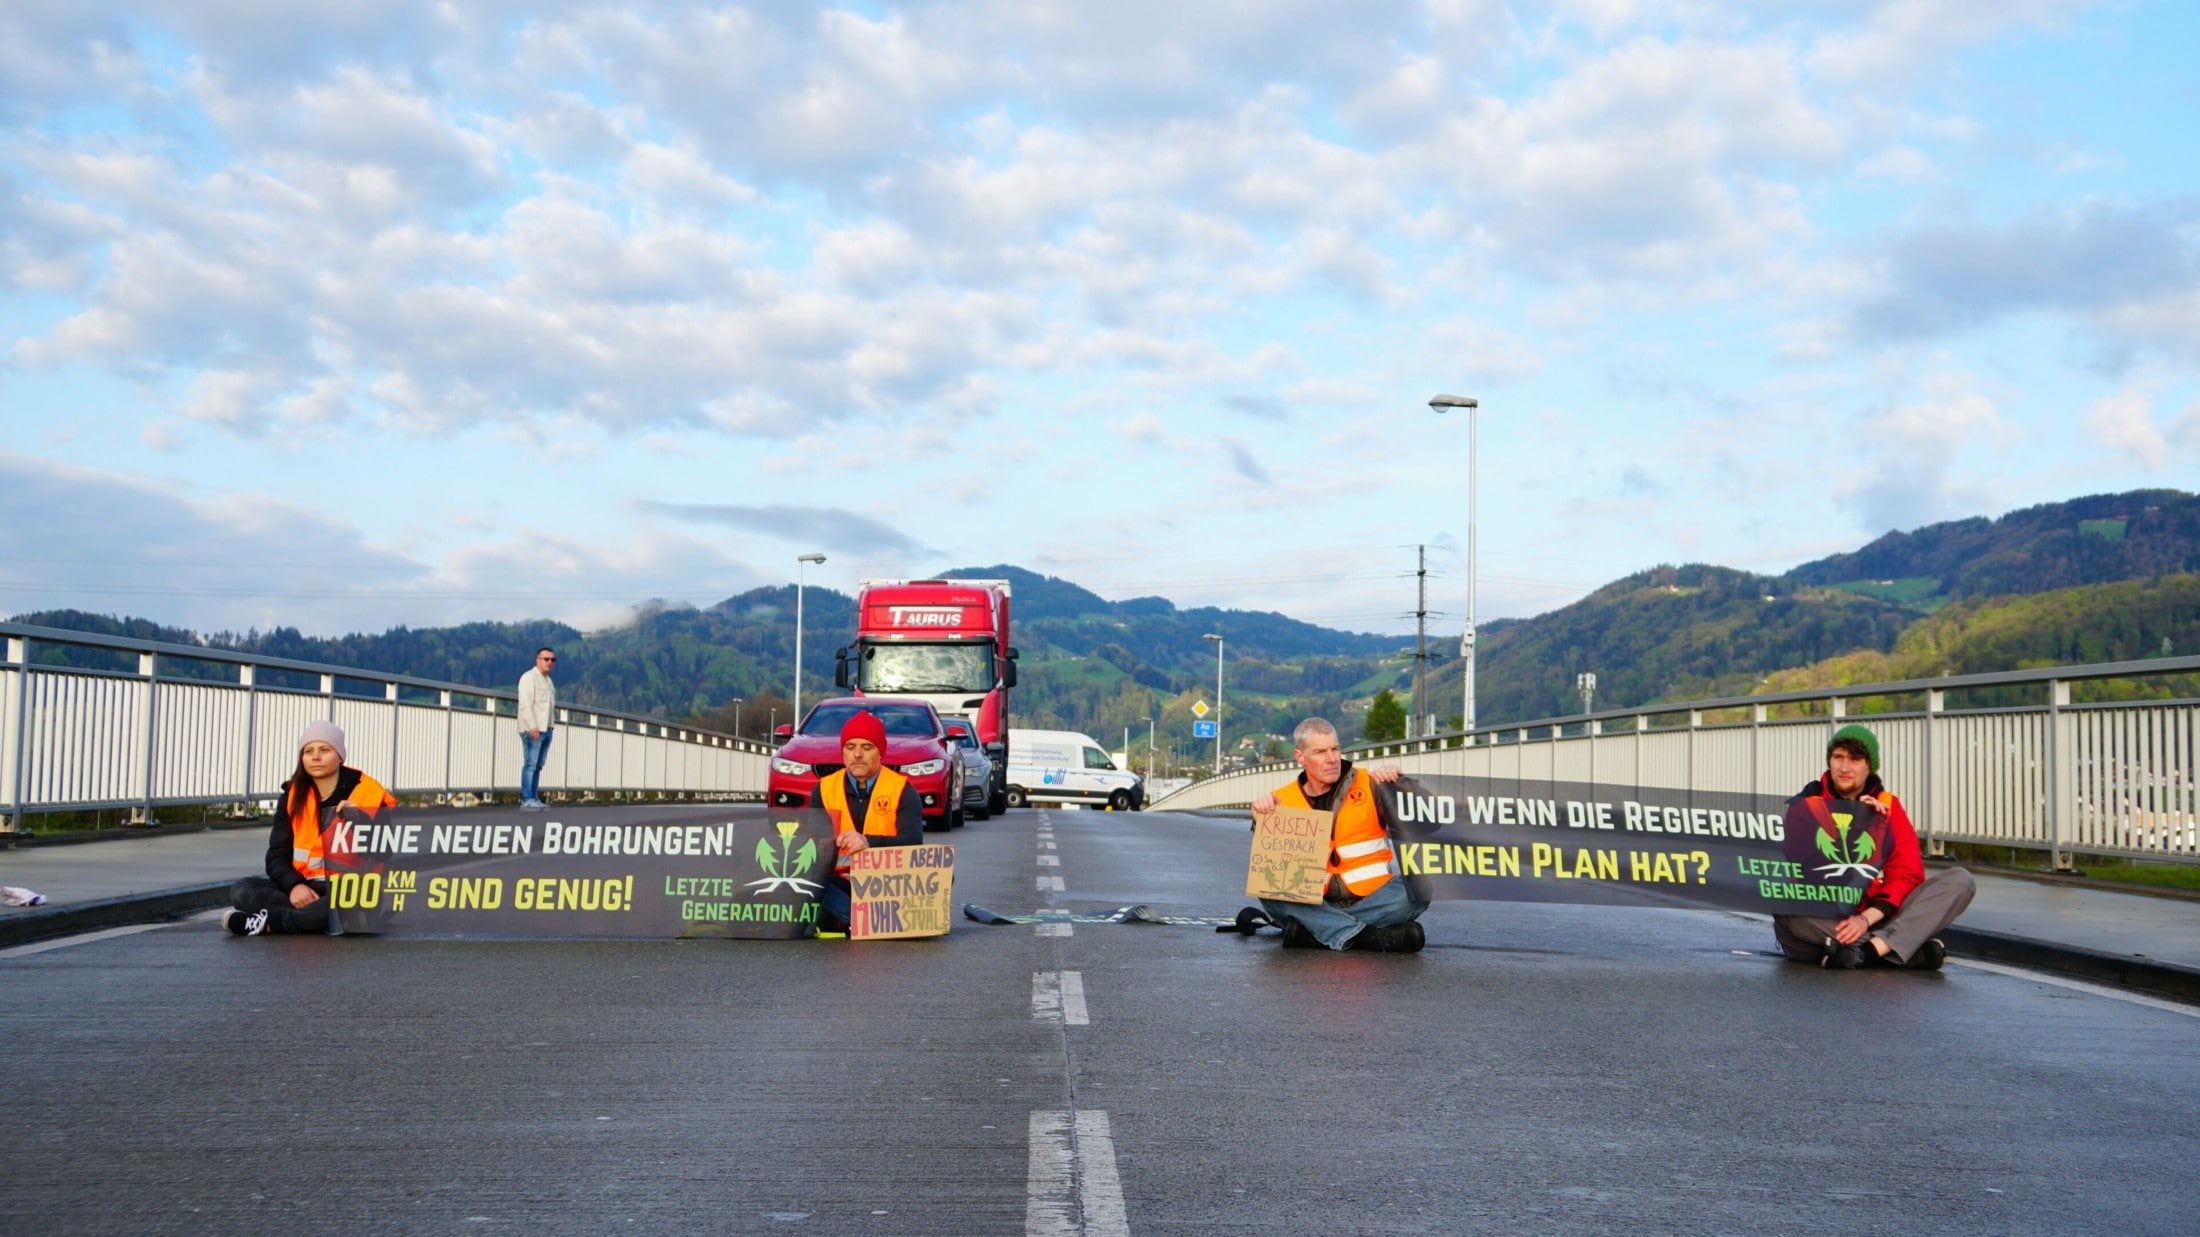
left=940, top=717, right=993, bottom=821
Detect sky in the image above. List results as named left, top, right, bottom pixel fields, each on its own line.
left=3, top=0, right=2197, bottom=641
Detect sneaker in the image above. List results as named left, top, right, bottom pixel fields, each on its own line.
left=1217, top=907, right=1274, bottom=935
left=1821, top=941, right=1864, bottom=969
left=520, top=799, right=545, bottom=811
left=1382, top=921, right=1427, bottom=953
left=222, top=909, right=249, bottom=936
left=225, top=909, right=271, bottom=937
left=1902, top=938, right=1948, bottom=971
left=1278, top=918, right=1320, bottom=949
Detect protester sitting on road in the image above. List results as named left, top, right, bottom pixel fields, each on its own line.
left=1243, top=717, right=1428, bottom=952
left=223, top=721, right=397, bottom=937
left=1773, top=723, right=1975, bottom=970
left=814, top=709, right=924, bottom=936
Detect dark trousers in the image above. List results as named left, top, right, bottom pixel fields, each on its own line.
left=229, top=877, right=331, bottom=935
left=1774, top=867, right=1976, bottom=964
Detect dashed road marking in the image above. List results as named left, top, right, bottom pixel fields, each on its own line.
left=1037, top=855, right=1060, bottom=867
left=1031, top=971, right=1089, bottom=1025
left=1036, top=923, right=1072, bottom=937
left=1040, top=840, right=1057, bottom=849
left=1038, top=875, right=1065, bottom=892
left=1027, top=1110, right=1127, bottom=1237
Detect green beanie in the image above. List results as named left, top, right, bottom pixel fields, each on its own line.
left=1828, top=723, right=1880, bottom=773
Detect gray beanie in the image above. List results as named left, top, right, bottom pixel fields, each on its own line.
left=300, top=720, right=347, bottom=763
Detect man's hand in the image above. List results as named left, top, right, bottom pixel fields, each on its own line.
left=288, top=883, right=320, bottom=909
left=1365, top=764, right=1403, bottom=783
left=1833, top=913, right=1870, bottom=945
left=1251, top=793, right=1278, bottom=814
left=529, top=728, right=541, bottom=740
left=836, top=830, right=870, bottom=855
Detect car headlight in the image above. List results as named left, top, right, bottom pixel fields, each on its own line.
left=770, top=757, right=811, bottom=776
left=898, top=759, right=947, bottom=776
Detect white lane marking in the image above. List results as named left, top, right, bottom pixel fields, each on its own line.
left=1037, top=855, right=1060, bottom=867
left=1031, top=971, right=1089, bottom=1025
left=1027, top=1111, right=1077, bottom=1235
left=0, top=921, right=179, bottom=958
left=1074, top=1111, right=1129, bottom=1235
left=1038, top=875, right=1065, bottom=892
left=1952, top=958, right=2200, bottom=1019
left=1037, top=922, right=1072, bottom=937
left=1040, top=840, right=1057, bottom=850
left=1026, top=1111, right=1128, bottom=1237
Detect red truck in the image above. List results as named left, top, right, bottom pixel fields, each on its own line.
left=834, top=578, right=1018, bottom=815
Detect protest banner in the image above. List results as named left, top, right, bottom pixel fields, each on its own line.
left=322, top=812, right=834, bottom=939
left=1378, top=775, right=1879, bottom=915
left=1246, top=807, right=1330, bottom=904
left=846, top=843, right=955, bottom=939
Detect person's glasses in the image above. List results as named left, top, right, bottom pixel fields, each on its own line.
left=540, top=656, right=556, bottom=663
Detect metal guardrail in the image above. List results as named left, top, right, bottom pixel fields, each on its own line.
left=0, top=621, right=772, bottom=829
left=1150, top=655, right=2200, bottom=867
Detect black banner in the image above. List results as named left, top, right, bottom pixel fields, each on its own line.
left=1381, top=775, right=1873, bottom=915
left=323, top=813, right=834, bottom=938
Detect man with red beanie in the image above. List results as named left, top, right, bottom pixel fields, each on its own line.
left=814, top=709, right=924, bottom=934
left=1774, top=723, right=1975, bottom=970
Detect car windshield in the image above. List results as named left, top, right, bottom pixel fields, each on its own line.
left=855, top=641, right=995, bottom=693
left=801, top=702, right=937, bottom=737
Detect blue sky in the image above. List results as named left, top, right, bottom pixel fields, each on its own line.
left=3, top=1, right=2196, bottom=639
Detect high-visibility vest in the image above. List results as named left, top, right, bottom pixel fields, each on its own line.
left=290, top=772, right=396, bottom=882
left=1274, top=767, right=1394, bottom=897
left=816, top=769, right=911, bottom=839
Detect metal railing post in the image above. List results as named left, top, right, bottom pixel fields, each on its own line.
left=6, top=636, right=27, bottom=833
left=2050, top=677, right=2071, bottom=870
left=137, top=651, right=159, bottom=825
left=240, top=665, right=259, bottom=809
left=1923, top=688, right=1943, bottom=855
left=441, top=689, right=454, bottom=803
left=1750, top=702, right=1767, bottom=799
left=386, top=681, right=400, bottom=792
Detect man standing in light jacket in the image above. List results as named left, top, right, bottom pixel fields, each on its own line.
left=518, top=647, right=557, bottom=810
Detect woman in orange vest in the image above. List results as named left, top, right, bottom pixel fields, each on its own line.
left=1244, top=717, right=1428, bottom=951
left=815, top=709, right=925, bottom=935
left=223, top=721, right=396, bottom=936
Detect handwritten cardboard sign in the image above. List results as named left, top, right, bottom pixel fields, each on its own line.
left=1247, top=807, right=1330, bottom=904
left=847, top=843, right=955, bottom=939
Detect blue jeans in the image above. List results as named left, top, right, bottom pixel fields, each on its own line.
left=1261, top=877, right=1429, bottom=950
left=520, top=728, right=554, bottom=802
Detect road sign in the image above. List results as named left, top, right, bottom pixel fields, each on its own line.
left=1192, top=701, right=1210, bottom=718
left=1193, top=720, right=1218, bottom=739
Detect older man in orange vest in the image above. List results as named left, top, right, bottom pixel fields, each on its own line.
left=815, top=709, right=925, bottom=934
left=1247, top=717, right=1428, bottom=951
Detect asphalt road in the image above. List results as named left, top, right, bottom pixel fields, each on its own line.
left=4, top=804, right=2196, bottom=1235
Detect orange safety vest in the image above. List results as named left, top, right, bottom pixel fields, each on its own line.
left=816, top=768, right=912, bottom=839
left=290, top=771, right=397, bottom=882
left=1273, top=767, right=1394, bottom=898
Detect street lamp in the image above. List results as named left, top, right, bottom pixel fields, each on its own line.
left=731, top=697, right=745, bottom=741
left=793, top=553, right=826, bottom=721
left=1141, top=715, right=1155, bottom=782
left=1576, top=672, right=1596, bottom=716
left=1429, top=393, right=1481, bottom=734
left=1202, top=633, right=1224, bottom=774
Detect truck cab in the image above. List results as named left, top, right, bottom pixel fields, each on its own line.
left=836, top=579, right=1017, bottom=814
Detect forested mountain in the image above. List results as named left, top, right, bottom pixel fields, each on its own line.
left=13, top=490, right=2197, bottom=757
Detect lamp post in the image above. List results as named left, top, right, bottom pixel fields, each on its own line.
left=1202, top=633, right=1224, bottom=774
left=1429, top=394, right=1481, bottom=734
left=1141, top=715, right=1155, bottom=782
left=793, top=553, right=826, bottom=721
left=1576, top=672, right=1595, bottom=716
left=731, top=697, right=745, bottom=741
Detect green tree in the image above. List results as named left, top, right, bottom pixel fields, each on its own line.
left=1363, top=689, right=1406, bottom=741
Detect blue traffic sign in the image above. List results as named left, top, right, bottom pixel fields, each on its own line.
left=1193, top=720, right=1218, bottom=738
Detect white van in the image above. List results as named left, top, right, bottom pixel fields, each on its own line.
left=1006, top=728, right=1145, bottom=811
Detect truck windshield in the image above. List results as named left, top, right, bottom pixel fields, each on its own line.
left=856, top=641, right=995, bottom=693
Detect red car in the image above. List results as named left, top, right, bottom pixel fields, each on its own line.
left=769, top=697, right=966, bottom=831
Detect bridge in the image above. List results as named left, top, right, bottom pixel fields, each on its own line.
left=5, top=621, right=2199, bottom=1233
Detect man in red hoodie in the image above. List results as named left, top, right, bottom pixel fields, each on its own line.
left=1774, top=723, right=1975, bottom=970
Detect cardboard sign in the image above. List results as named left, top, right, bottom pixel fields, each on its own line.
left=847, top=843, right=955, bottom=939
left=1247, top=807, right=1331, bottom=904
left=323, top=813, right=833, bottom=939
